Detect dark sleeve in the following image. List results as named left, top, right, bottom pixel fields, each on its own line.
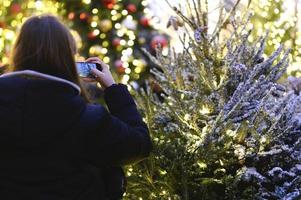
left=97, top=84, right=152, bottom=166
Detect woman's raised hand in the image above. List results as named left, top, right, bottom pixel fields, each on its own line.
left=84, top=57, right=116, bottom=89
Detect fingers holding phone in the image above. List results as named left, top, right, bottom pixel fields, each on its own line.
left=79, top=57, right=115, bottom=89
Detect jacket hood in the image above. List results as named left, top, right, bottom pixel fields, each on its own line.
left=0, top=70, right=86, bottom=147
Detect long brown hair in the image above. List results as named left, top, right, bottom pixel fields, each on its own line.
left=10, top=15, right=89, bottom=102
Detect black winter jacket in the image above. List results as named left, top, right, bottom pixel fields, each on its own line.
left=0, top=70, right=152, bottom=200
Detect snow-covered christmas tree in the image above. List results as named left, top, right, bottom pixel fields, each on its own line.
left=124, top=0, right=301, bottom=199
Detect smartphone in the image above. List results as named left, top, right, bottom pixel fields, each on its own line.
left=76, top=62, right=102, bottom=78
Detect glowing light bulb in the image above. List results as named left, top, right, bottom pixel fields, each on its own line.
left=121, top=10, right=128, bottom=15
left=100, top=33, right=106, bottom=39
left=102, top=41, right=109, bottom=47
left=92, top=8, right=98, bottom=14
left=128, top=40, right=134, bottom=46
left=101, top=48, right=108, bottom=54
left=35, top=1, right=43, bottom=9
left=123, top=62, right=129, bottom=68
left=199, top=106, right=210, bottom=114
left=129, top=34, right=136, bottom=40
left=125, top=68, right=131, bottom=74
left=93, top=29, right=100, bottom=35
left=91, top=21, right=97, bottom=27
left=122, top=75, right=130, bottom=84
left=111, top=10, right=117, bottom=15
left=114, top=23, right=121, bottom=29
left=141, top=0, right=148, bottom=6
left=117, top=30, right=124, bottom=37
left=126, top=15, right=133, bottom=20
left=120, top=39, right=126, bottom=46
left=3, top=0, right=11, bottom=7
left=103, top=57, right=110, bottom=63
left=134, top=66, right=142, bottom=74
left=5, top=31, right=15, bottom=40
left=82, top=0, right=91, bottom=4
left=184, top=114, right=190, bottom=121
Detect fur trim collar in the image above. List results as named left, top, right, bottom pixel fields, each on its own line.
left=0, top=70, right=81, bottom=94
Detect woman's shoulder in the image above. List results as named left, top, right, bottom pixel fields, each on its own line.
left=80, top=103, right=110, bottom=124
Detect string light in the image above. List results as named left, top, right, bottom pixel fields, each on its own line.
left=141, top=0, right=148, bottom=6
left=3, top=1, right=10, bottom=7
left=125, top=68, right=131, bottom=74
left=120, top=39, right=126, bottom=46
left=117, top=30, right=124, bottom=37
left=91, top=21, right=97, bottom=27
left=111, top=10, right=117, bottom=15
left=126, top=15, right=133, bottom=20
left=92, top=16, right=99, bottom=21
left=28, top=1, right=35, bottom=8
left=92, top=29, right=100, bottom=35
left=5, top=30, right=15, bottom=40
left=123, top=62, right=129, bottom=68
left=132, top=59, right=139, bottom=66
left=135, top=66, right=142, bottom=74
left=113, top=4, right=120, bottom=10
left=99, top=33, right=106, bottom=39
left=121, top=10, right=128, bottom=16
left=82, top=0, right=91, bottom=4
left=199, top=105, right=210, bottom=114
left=121, top=56, right=128, bottom=62
left=101, top=48, right=108, bottom=54
left=129, top=34, right=136, bottom=40
left=126, top=48, right=133, bottom=55
left=114, top=23, right=121, bottom=29
left=92, top=8, right=98, bottom=14
left=162, top=48, right=168, bottom=56
left=184, top=114, right=190, bottom=121
left=128, top=40, right=134, bottom=46
left=103, top=56, right=110, bottom=63
left=102, top=41, right=109, bottom=47
left=121, top=74, right=130, bottom=84
left=35, top=1, right=44, bottom=10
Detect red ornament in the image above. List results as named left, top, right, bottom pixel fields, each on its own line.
left=102, top=0, right=116, bottom=9
left=68, top=12, right=76, bottom=20
left=114, top=60, right=125, bottom=74
left=139, top=16, right=150, bottom=27
left=112, top=38, right=121, bottom=47
left=10, top=3, right=21, bottom=15
left=151, top=35, right=168, bottom=49
left=87, top=31, right=97, bottom=40
left=126, top=4, right=137, bottom=13
left=79, top=12, right=90, bottom=22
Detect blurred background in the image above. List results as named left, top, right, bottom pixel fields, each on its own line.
left=0, top=0, right=301, bottom=89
